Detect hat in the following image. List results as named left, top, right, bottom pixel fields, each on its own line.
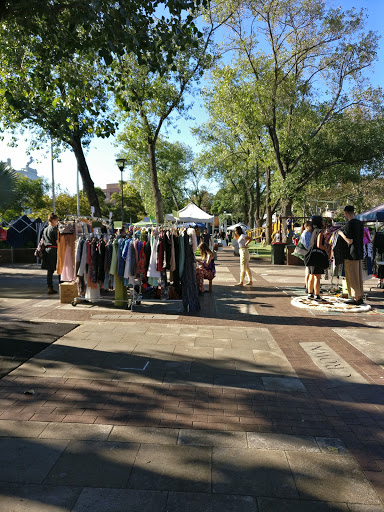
left=344, top=205, right=354, bottom=212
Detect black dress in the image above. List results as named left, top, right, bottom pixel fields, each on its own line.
left=181, top=232, right=200, bottom=312
left=307, top=228, right=325, bottom=275
left=41, top=225, right=58, bottom=272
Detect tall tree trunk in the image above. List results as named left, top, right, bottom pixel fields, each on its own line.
left=247, top=186, right=254, bottom=228
left=148, top=141, right=164, bottom=223
left=265, top=167, right=272, bottom=244
left=242, top=197, right=248, bottom=224
left=254, top=169, right=262, bottom=227
left=281, top=198, right=293, bottom=243
left=69, top=135, right=101, bottom=217
left=168, top=180, right=180, bottom=210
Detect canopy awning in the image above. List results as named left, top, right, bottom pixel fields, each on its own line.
left=356, top=204, right=384, bottom=222
left=132, top=216, right=157, bottom=227
left=177, top=202, right=214, bottom=223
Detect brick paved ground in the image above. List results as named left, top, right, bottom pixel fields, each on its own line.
left=1, top=249, right=384, bottom=511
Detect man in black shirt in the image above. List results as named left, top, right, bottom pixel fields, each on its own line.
left=338, top=205, right=364, bottom=305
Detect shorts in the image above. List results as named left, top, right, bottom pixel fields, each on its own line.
left=308, top=265, right=324, bottom=275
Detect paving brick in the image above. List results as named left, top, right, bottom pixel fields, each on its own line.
left=2, top=250, right=384, bottom=507
left=0, top=411, right=34, bottom=421
left=61, top=415, right=97, bottom=424
left=30, top=414, right=66, bottom=422
left=192, top=421, right=228, bottom=430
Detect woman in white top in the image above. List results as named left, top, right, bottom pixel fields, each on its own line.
left=233, top=226, right=253, bottom=286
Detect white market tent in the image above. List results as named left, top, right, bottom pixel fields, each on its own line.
left=177, top=202, right=215, bottom=224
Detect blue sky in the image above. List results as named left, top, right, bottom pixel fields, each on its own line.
left=1, top=0, right=383, bottom=197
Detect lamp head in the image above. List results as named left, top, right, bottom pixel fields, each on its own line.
left=116, top=158, right=127, bottom=172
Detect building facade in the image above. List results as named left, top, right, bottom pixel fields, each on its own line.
left=102, top=183, right=121, bottom=202
left=7, top=157, right=39, bottom=181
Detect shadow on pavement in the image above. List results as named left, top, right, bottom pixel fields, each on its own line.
left=0, top=321, right=77, bottom=378
left=0, top=338, right=383, bottom=510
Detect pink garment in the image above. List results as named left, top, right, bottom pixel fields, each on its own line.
left=61, top=245, right=75, bottom=281
left=363, top=227, right=371, bottom=245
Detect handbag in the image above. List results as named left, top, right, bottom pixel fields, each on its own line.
left=292, top=241, right=308, bottom=261
left=34, top=237, right=45, bottom=259
left=304, top=246, right=329, bottom=269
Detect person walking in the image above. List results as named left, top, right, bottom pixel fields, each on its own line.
left=306, top=216, right=326, bottom=301
left=41, top=212, right=59, bottom=294
left=233, top=225, right=252, bottom=286
left=338, top=205, right=365, bottom=305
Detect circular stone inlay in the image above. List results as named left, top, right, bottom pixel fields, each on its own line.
left=291, top=295, right=371, bottom=313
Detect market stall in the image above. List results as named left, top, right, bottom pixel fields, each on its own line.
left=177, top=202, right=215, bottom=227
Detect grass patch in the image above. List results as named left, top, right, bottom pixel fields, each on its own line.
left=249, top=243, right=272, bottom=260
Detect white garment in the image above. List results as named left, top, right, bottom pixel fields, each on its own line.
left=147, top=235, right=161, bottom=279
left=77, top=240, right=88, bottom=277
left=187, top=227, right=198, bottom=253
left=85, top=284, right=100, bottom=302
left=238, top=234, right=247, bottom=248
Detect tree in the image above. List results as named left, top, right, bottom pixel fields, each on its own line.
left=0, top=175, right=49, bottom=222
left=0, top=23, right=116, bottom=217
left=32, top=186, right=110, bottom=221
left=194, top=59, right=283, bottom=233
left=108, top=183, right=146, bottom=224
left=118, top=131, right=194, bottom=218
left=0, top=0, right=208, bottom=216
left=194, top=114, right=267, bottom=228
left=114, top=13, right=221, bottom=222
left=187, top=165, right=214, bottom=210
left=210, top=0, right=384, bottom=239
left=1, top=1, right=208, bottom=71
left=0, top=161, right=17, bottom=211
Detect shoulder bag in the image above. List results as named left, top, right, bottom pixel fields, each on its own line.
left=34, top=236, right=45, bottom=259
left=292, top=240, right=308, bottom=261
left=304, top=246, right=329, bottom=269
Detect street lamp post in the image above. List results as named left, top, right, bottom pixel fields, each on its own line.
left=115, top=158, right=127, bottom=225
left=51, top=140, right=56, bottom=213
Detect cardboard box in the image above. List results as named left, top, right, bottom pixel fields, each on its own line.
left=59, top=282, right=78, bottom=304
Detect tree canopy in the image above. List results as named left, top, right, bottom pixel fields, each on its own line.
left=196, top=0, right=384, bottom=237
left=1, top=0, right=384, bottom=232
left=0, top=0, right=208, bottom=217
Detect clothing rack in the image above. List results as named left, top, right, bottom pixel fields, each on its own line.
left=369, top=231, right=384, bottom=292
left=70, top=232, right=127, bottom=307
left=69, top=223, right=201, bottom=313
left=126, top=226, right=199, bottom=313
